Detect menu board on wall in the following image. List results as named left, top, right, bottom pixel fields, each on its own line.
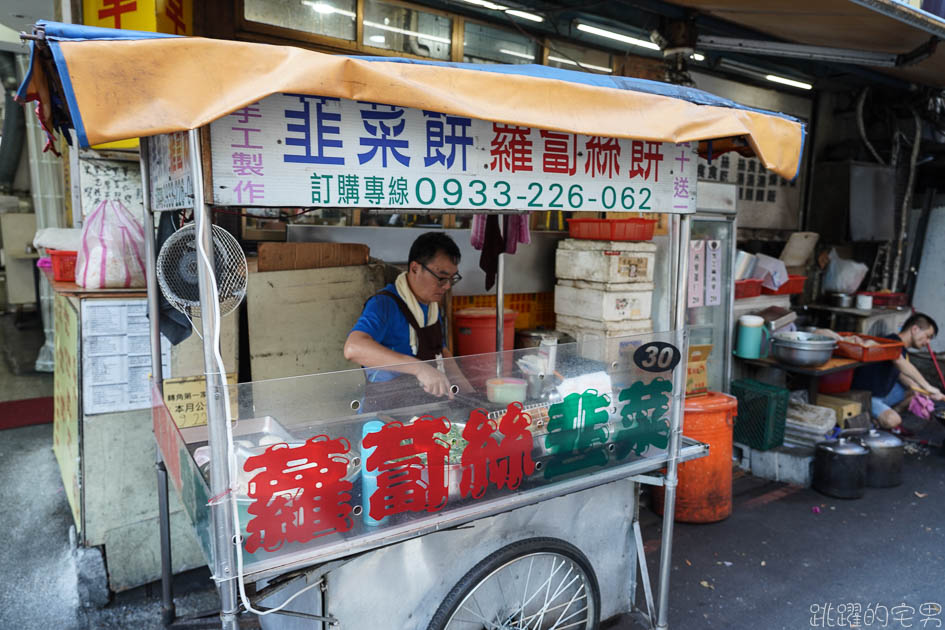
left=81, top=299, right=171, bottom=415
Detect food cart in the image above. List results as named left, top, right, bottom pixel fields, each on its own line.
left=18, top=20, right=805, bottom=630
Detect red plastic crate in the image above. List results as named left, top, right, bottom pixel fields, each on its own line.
left=835, top=333, right=904, bottom=362
left=856, top=291, right=907, bottom=308
left=566, top=218, right=657, bottom=241
left=48, top=249, right=78, bottom=282
left=761, top=274, right=806, bottom=295
left=734, top=278, right=763, bottom=299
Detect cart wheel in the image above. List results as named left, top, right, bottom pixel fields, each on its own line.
left=427, top=537, right=600, bottom=630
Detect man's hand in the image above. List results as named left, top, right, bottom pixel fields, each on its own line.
left=928, top=387, right=945, bottom=402
left=415, top=363, right=453, bottom=398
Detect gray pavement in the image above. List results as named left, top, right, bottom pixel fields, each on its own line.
left=4, top=412, right=943, bottom=629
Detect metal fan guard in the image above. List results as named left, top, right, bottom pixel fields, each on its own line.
left=157, top=223, right=247, bottom=319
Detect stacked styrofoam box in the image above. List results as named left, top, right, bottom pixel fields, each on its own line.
left=554, top=239, right=657, bottom=363
left=783, top=401, right=837, bottom=447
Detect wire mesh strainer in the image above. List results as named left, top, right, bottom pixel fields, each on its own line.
left=157, top=223, right=247, bottom=319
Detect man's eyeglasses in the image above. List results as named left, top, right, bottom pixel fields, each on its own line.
left=420, top=262, right=462, bottom=287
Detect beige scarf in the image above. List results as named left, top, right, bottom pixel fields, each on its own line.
left=395, top=271, right=438, bottom=356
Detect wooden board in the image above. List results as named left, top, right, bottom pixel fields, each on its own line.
left=247, top=263, right=387, bottom=379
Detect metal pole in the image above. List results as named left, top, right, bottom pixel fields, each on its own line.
left=495, top=252, right=505, bottom=376
left=656, top=213, right=691, bottom=630
left=188, top=128, right=240, bottom=630
left=723, top=214, right=737, bottom=392
left=140, top=136, right=177, bottom=627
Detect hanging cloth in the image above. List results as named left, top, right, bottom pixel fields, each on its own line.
left=503, top=214, right=531, bottom=254
left=478, top=214, right=505, bottom=291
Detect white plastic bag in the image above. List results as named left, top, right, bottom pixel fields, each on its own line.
left=76, top=200, right=147, bottom=289
left=750, top=253, right=788, bottom=290
left=823, top=248, right=868, bottom=294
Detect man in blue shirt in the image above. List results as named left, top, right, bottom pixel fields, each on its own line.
left=851, top=313, right=944, bottom=429
left=344, top=232, right=462, bottom=403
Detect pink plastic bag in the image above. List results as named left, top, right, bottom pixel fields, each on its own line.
left=908, top=393, right=934, bottom=420
left=76, top=200, right=147, bottom=289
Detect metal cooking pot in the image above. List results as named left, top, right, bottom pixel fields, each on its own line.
left=771, top=331, right=837, bottom=367
left=813, top=438, right=869, bottom=499
left=828, top=293, right=854, bottom=307
left=855, top=429, right=904, bottom=488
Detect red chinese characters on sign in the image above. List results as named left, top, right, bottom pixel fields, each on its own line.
left=98, top=0, right=137, bottom=28
left=163, top=0, right=187, bottom=34
left=628, top=141, right=664, bottom=182
left=540, top=130, right=577, bottom=176
left=242, top=436, right=354, bottom=554
left=489, top=124, right=533, bottom=173
left=584, top=137, right=621, bottom=178
left=362, top=416, right=451, bottom=521
left=460, top=403, right=536, bottom=499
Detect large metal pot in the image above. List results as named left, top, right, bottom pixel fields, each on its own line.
left=813, top=438, right=869, bottom=499
left=855, top=429, right=904, bottom=488
left=771, top=331, right=837, bottom=367
left=828, top=293, right=854, bottom=307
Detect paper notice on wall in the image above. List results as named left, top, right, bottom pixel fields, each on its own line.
left=688, top=240, right=705, bottom=308
left=705, top=240, right=722, bottom=306
left=82, top=299, right=171, bottom=415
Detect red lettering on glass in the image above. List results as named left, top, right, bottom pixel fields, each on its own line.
left=242, top=436, right=354, bottom=554
left=362, top=416, right=451, bottom=521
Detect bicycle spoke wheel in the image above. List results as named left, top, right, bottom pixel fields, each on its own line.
left=428, top=537, right=600, bottom=630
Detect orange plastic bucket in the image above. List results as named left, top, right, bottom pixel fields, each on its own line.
left=652, top=391, right=737, bottom=523
left=454, top=307, right=517, bottom=356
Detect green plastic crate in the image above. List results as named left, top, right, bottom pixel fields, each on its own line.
left=730, top=379, right=789, bottom=450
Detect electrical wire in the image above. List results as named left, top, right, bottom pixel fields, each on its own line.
left=194, top=210, right=325, bottom=618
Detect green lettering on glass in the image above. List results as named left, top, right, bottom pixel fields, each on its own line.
left=613, top=378, right=671, bottom=460
left=543, top=389, right=610, bottom=479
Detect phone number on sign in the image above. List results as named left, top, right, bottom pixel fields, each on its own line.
left=414, top=178, right=658, bottom=210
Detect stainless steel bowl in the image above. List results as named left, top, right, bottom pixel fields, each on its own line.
left=771, top=331, right=837, bottom=367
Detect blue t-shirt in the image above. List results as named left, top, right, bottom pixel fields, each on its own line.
left=350, top=283, right=445, bottom=382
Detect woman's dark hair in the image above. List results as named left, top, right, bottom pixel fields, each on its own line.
left=901, top=312, right=939, bottom=337
left=408, top=232, right=461, bottom=266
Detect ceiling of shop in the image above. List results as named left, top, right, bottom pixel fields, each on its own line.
left=423, top=0, right=945, bottom=90
left=668, top=0, right=945, bottom=88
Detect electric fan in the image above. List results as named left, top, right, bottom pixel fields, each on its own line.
left=156, top=223, right=247, bottom=319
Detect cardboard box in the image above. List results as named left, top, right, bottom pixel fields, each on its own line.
left=258, top=242, right=369, bottom=271
left=686, top=344, right=713, bottom=396
left=163, top=373, right=237, bottom=428
left=812, top=393, right=861, bottom=427
left=818, top=389, right=871, bottom=416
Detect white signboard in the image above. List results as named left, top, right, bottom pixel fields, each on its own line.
left=81, top=299, right=171, bottom=415
left=209, top=94, right=697, bottom=213
left=149, top=131, right=194, bottom=210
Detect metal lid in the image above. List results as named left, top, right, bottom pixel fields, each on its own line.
left=857, top=429, right=904, bottom=449
left=816, top=437, right=869, bottom=455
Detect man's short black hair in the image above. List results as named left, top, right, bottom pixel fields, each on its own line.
left=409, top=232, right=461, bottom=266
left=901, top=312, right=939, bottom=337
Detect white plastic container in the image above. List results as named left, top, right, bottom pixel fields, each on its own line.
left=555, top=239, right=657, bottom=284
left=554, top=281, right=654, bottom=321
left=554, top=316, right=653, bottom=364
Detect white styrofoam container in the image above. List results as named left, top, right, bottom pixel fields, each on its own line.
left=555, top=317, right=653, bottom=365
left=555, top=238, right=657, bottom=284
left=554, top=281, right=654, bottom=321
left=556, top=314, right=654, bottom=335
